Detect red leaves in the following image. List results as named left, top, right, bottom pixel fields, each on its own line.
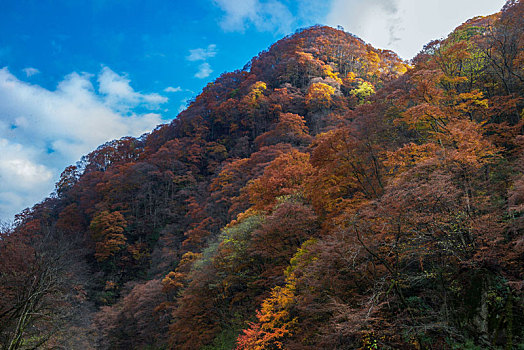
left=5, top=13, right=524, bottom=350
left=250, top=202, right=318, bottom=262
left=246, top=150, right=314, bottom=211
left=308, top=127, right=384, bottom=218
left=94, top=279, right=170, bottom=349
left=254, top=113, right=312, bottom=148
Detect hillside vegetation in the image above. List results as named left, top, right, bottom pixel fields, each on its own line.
left=1, top=2, right=523, bottom=349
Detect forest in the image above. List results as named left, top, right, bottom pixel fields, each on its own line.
left=0, top=1, right=523, bottom=349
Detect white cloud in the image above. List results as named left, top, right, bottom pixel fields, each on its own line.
left=194, top=63, right=213, bottom=79
left=213, top=0, right=294, bottom=34
left=187, top=45, right=217, bottom=80
left=98, top=66, right=167, bottom=112
left=0, top=67, right=165, bottom=222
left=326, top=0, right=506, bottom=59
left=164, top=86, right=182, bottom=93
left=22, top=67, right=40, bottom=77
left=0, top=139, right=53, bottom=190
left=187, top=44, right=217, bottom=61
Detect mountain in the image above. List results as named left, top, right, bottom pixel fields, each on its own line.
left=1, top=2, right=523, bottom=349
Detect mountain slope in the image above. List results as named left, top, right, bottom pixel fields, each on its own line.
left=1, top=2, right=523, bottom=349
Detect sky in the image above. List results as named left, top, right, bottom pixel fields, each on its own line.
left=0, top=0, right=506, bottom=222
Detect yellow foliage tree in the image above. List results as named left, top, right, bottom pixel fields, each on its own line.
left=350, top=80, right=375, bottom=102
left=305, top=82, right=335, bottom=111
left=243, top=81, right=267, bottom=108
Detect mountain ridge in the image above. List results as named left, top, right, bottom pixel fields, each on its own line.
left=1, top=3, right=523, bottom=349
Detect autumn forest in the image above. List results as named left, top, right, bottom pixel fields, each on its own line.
left=1, top=1, right=523, bottom=349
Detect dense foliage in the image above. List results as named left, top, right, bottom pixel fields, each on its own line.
left=1, top=2, right=523, bottom=349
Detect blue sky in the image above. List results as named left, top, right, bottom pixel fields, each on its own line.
left=0, top=0, right=506, bottom=222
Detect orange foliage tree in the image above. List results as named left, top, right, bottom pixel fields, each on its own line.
left=90, top=210, right=128, bottom=262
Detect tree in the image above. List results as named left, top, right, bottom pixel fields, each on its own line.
left=94, top=279, right=170, bottom=349
left=55, top=165, right=80, bottom=197
left=89, top=210, right=128, bottom=262
left=349, top=80, right=375, bottom=102
left=254, top=113, right=312, bottom=148
left=0, top=229, right=81, bottom=350
left=305, top=82, right=335, bottom=111
left=236, top=279, right=297, bottom=350
left=246, top=150, right=314, bottom=211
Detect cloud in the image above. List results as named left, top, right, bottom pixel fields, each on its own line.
left=325, top=0, right=506, bottom=59
left=98, top=66, right=167, bottom=112
left=187, top=45, right=217, bottom=80
left=213, top=0, right=294, bottom=34
left=0, top=138, right=54, bottom=222
left=164, top=86, right=182, bottom=93
left=194, top=63, right=213, bottom=79
left=187, top=44, right=217, bottom=61
left=22, top=67, right=40, bottom=77
left=0, top=139, right=53, bottom=190
left=0, top=67, right=165, bottom=222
